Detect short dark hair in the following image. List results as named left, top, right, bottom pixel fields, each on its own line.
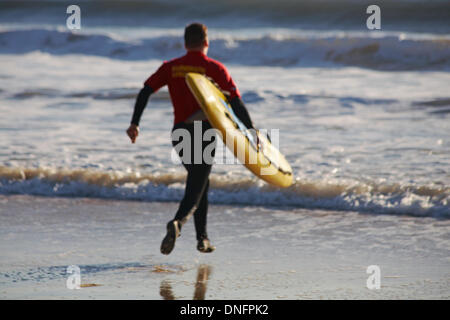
left=184, top=23, right=208, bottom=48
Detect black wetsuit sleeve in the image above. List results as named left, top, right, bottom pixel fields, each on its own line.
left=131, top=85, right=154, bottom=126
left=229, top=96, right=254, bottom=129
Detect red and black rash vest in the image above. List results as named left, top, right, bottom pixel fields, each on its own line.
left=144, top=51, right=241, bottom=125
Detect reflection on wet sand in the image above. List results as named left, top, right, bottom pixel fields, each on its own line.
left=159, top=280, right=176, bottom=300
left=159, top=264, right=212, bottom=300
left=193, top=264, right=212, bottom=300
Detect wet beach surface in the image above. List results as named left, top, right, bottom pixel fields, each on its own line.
left=0, top=195, right=448, bottom=299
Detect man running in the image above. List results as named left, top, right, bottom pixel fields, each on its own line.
left=126, top=23, right=254, bottom=255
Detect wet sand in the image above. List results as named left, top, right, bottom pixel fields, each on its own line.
left=0, top=195, right=449, bottom=299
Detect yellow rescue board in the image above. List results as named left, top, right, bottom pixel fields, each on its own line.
left=185, top=73, right=293, bottom=188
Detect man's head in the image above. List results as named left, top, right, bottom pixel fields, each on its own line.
left=184, top=23, right=208, bottom=54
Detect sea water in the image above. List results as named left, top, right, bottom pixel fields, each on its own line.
left=0, top=0, right=449, bottom=217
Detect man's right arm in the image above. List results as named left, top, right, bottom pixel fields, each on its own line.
left=210, top=62, right=255, bottom=129
left=229, top=96, right=254, bottom=129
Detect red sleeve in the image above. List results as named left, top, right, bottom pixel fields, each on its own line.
left=207, top=61, right=241, bottom=99
left=143, top=62, right=168, bottom=92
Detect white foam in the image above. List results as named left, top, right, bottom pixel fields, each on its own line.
left=1, top=28, right=449, bottom=70
left=0, top=166, right=448, bottom=218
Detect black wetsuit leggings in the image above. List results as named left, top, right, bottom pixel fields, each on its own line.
left=171, top=121, right=216, bottom=241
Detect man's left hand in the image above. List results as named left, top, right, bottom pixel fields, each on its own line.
left=126, top=124, right=139, bottom=143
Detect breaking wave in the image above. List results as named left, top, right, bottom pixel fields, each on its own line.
left=0, top=166, right=448, bottom=218
left=1, top=28, right=449, bottom=70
